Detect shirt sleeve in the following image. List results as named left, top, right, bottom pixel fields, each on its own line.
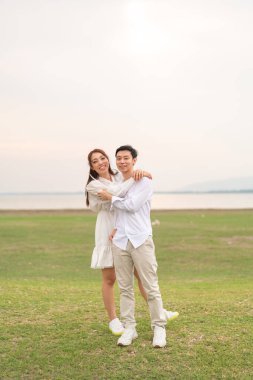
left=111, top=178, right=152, bottom=213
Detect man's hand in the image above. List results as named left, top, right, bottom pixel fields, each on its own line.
left=97, top=189, right=112, bottom=201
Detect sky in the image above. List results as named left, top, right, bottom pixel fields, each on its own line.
left=1, top=0, right=253, bottom=192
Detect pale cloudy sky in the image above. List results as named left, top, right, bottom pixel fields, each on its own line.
left=1, top=0, right=253, bottom=192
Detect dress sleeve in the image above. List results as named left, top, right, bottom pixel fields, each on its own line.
left=86, top=180, right=108, bottom=195
left=86, top=177, right=135, bottom=197
left=86, top=180, right=111, bottom=212
left=107, top=177, right=135, bottom=196
left=86, top=177, right=135, bottom=212
left=88, top=193, right=111, bottom=212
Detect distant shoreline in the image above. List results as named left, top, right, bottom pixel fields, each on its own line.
left=1, top=193, right=253, bottom=211
left=1, top=190, right=253, bottom=195
left=1, top=208, right=253, bottom=215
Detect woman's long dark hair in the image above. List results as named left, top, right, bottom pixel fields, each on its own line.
left=85, top=149, right=115, bottom=206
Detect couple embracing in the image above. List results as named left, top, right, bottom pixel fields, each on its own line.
left=85, top=145, right=178, bottom=348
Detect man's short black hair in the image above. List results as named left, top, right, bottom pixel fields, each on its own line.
left=115, top=145, right=138, bottom=159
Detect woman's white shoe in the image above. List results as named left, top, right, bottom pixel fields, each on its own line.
left=164, top=309, right=179, bottom=321
left=109, top=318, right=124, bottom=336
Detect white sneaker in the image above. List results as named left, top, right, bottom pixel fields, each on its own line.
left=164, top=309, right=179, bottom=321
left=109, top=318, right=124, bottom=336
left=152, top=326, right=166, bottom=348
left=117, top=327, right=138, bottom=346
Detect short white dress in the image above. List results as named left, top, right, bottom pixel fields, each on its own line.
left=86, top=173, right=134, bottom=269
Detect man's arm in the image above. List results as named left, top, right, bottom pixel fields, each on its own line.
left=111, top=178, right=152, bottom=213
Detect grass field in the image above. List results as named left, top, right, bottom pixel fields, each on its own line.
left=0, top=210, right=252, bottom=380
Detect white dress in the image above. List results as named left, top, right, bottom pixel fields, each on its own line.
left=86, top=173, right=134, bottom=269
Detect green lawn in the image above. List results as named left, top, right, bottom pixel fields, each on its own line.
left=0, top=210, right=252, bottom=379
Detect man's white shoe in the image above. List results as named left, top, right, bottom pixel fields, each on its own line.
left=164, top=309, right=179, bottom=321
left=117, top=327, right=138, bottom=346
left=152, top=326, right=166, bottom=348
left=109, top=318, right=124, bottom=336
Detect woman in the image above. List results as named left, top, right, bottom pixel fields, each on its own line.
left=85, top=148, right=178, bottom=335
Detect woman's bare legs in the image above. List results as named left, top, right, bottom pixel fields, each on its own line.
left=101, top=268, right=117, bottom=321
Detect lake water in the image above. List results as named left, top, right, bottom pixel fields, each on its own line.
left=0, top=192, right=253, bottom=210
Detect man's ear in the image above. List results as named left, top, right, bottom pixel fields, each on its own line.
left=133, top=158, right=137, bottom=166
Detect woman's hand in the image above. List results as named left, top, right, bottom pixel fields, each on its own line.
left=132, top=169, right=152, bottom=181
left=97, top=189, right=112, bottom=201
left=109, top=228, right=117, bottom=241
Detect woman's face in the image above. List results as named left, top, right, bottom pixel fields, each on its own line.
left=90, top=152, right=110, bottom=177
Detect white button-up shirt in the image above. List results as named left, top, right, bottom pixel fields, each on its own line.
left=111, top=177, right=153, bottom=250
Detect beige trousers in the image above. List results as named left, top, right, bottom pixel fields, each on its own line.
left=112, top=237, right=166, bottom=329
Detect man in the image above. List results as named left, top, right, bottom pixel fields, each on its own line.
left=98, top=145, right=167, bottom=348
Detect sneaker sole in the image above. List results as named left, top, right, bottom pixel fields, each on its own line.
left=117, top=342, right=130, bottom=346
left=153, top=343, right=166, bottom=348
left=167, top=312, right=179, bottom=322
left=109, top=328, right=124, bottom=336
left=117, top=334, right=138, bottom=346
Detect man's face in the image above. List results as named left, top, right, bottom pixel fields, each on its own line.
left=115, top=150, right=136, bottom=174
